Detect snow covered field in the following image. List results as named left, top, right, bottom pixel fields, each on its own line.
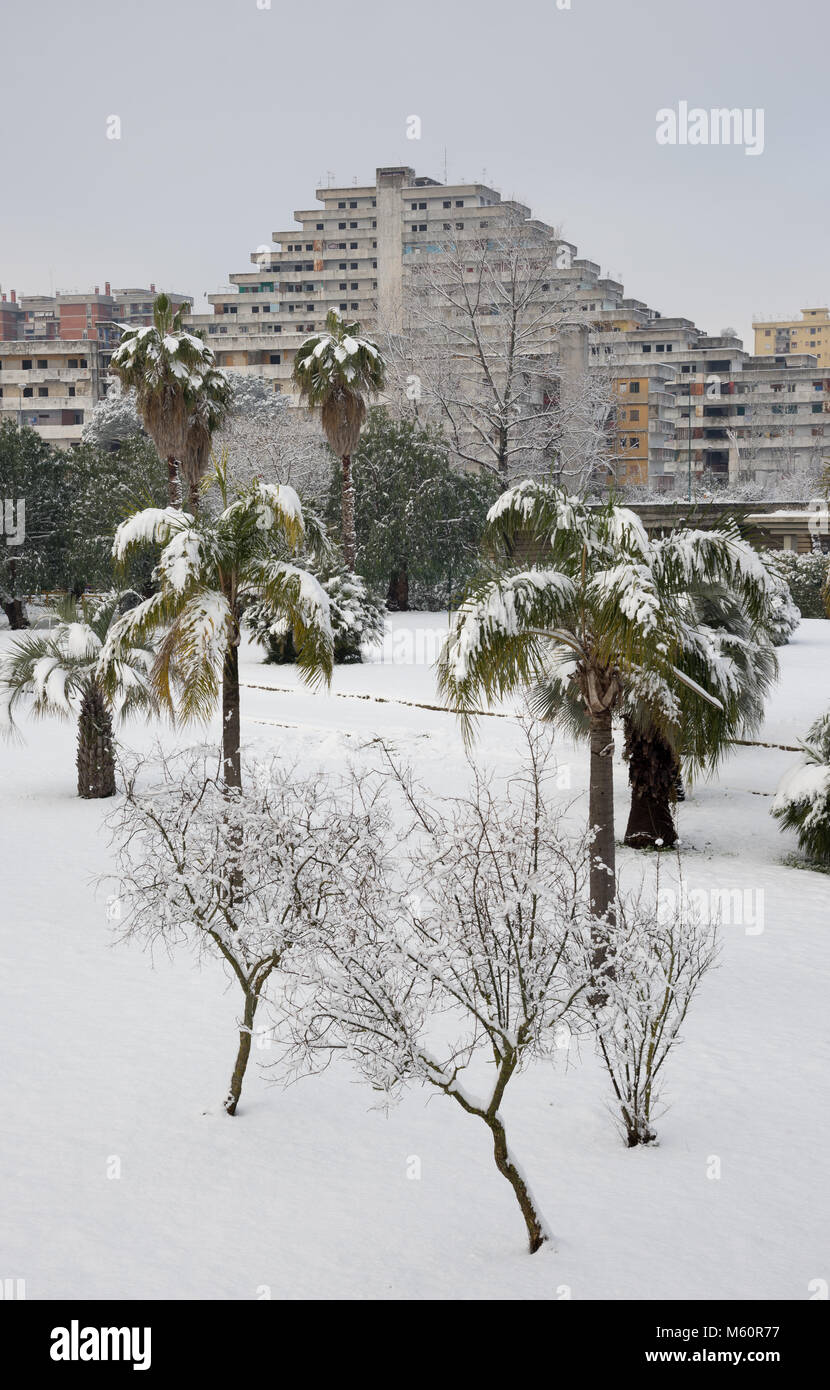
left=1, top=613, right=828, bottom=1301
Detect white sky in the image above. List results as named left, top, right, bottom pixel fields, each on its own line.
left=2, top=0, right=827, bottom=348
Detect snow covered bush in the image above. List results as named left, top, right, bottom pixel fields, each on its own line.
left=772, top=712, right=830, bottom=865
left=588, top=872, right=719, bottom=1147
left=759, top=561, right=801, bottom=646
left=246, top=568, right=384, bottom=665
left=107, top=747, right=384, bottom=1115
left=276, top=727, right=593, bottom=1253
left=767, top=549, right=829, bottom=620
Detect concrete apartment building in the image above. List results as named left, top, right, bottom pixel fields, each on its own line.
left=753, top=308, right=830, bottom=370
left=0, top=283, right=192, bottom=447
left=0, top=340, right=103, bottom=446
left=186, top=165, right=623, bottom=393
left=591, top=308, right=830, bottom=489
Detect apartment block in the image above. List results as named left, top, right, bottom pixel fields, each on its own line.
left=754, top=308, right=830, bottom=370
left=186, top=166, right=614, bottom=402
left=0, top=340, right=103, bottom=447
left=0, top=283, right=192, bottom=447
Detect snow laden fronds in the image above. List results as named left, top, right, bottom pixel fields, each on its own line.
left=588, top=561, right=661, bottom=633
left=292, top=310, right=385, bottom=408
left=446, top=570, right=575, bottom=684
left=1, top=592, right=159, bottom=735
left=772, top=711, right=830, bottom=863
left=112, top=507, right=191, bottom=564
left=156, top=527, right=217, bottom=595
left=263, top=564, right=333, bottom=643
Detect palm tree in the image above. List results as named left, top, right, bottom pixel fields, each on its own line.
left=292, top=309, right=386, bottom=569
left=109, top=294, right=231, bottom=511
left=98, top=460, right=334, bottom=789
left=621, top=567, right=779, bottom=848
left=0, top=592, right=158, bottom=798
left=436, top=483, right=772, bottom=943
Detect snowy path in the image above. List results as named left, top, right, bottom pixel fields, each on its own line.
left=0, top=616, right=828, bottom=1300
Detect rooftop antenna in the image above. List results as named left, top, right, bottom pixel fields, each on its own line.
left=443, top=146, right=448, bottom=183
left=326, top=170, right=334, bottom=187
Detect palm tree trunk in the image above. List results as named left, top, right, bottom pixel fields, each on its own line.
left=386, top=563, right=409, bottom=611
left=222, top=638, right=242, bottom=791
left=166, top=456, right=183, bottom=509
left=588, top=707, right=616, bottom=934
left=623, top=718, right=679, bottom=849
left=76, top=684, right=116, bottom=799
left=341, top=454, right=356, bottom=570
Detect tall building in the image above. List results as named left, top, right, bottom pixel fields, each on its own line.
left=0, top=283, right=192, bottom=447
left=186, top=165, right=624, bottom=403
left=754, top=308, right=830, bottom=370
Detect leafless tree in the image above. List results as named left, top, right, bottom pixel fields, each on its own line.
left=274, top=724, right=593, bottom=1253
left=382, top=214, right=615, bottom=491
left=105, top=746, right=382, bottom=1116
left=585, top=860, right=719, bottom=1147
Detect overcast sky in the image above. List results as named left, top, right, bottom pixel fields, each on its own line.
left=2, top=0, right=827, bottom=348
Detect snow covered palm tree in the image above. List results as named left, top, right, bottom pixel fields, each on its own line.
left=98, top=460, right=334, bottom=789
left=621, top=566, right=779, bottom=848
left=0, top=593, right=158, bottom=798
left=292, top=309, right=386, bottom=568
left=110, top=294, right=231, bottom=510
left=437, top=483, right=772, bottom=943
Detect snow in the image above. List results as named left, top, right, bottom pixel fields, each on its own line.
left=112, top=507, right=190, bottom=562
left=0, top=614, right=829, bottom=1299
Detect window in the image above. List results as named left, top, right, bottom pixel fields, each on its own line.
left=269, top=354, right=281, bottom=364
left=339, top=222, right=346, bottom=229
left=37, top=358, right=47, bottom=368
left=629, top=382, right=641, bottom=393
left=22, top=359, right=32, bottom=369
left=338, top=201, right=346, bottom=209
left=629, top=408, right=640, bottom=421
left=316, top=223, right=324, bottom=230
left=339, top=262, right=347, bottom=269
left=455, top=200, right=464, bottom=207
left=443, top=222, right=451, bottom=230
left=68, top=386, right=75, bottom=397
left=349, top=201, right=357, bottom=209
left=411, top=203, right=418, bottom=210
left=351, top=303, right=358, bottom=310
left=350, top=282, right=358, bottom=290
left=38, top=387, right=48, bottom=397
left=642, top=344, right=652, bottom=353
left=350, top=262, right=357, bottom=269
left=349, top=222, right=357, bottom=228
left=340, top=303, right=347, bottom=310
left=350, top=242, right=357, bottom=249
left=23, top=387, right=33, bottom=397
left=455, top=222, right=464, bottom=229
left=812, top=404, right=823, bottom=413
left=339, top=282, right=347, bottom=290
left=443, top=200, right=451, bottom=208
left=418, top=202, right=426, bottom=210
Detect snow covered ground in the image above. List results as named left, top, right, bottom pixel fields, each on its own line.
left=1, top=614, right=828, bottom=1300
